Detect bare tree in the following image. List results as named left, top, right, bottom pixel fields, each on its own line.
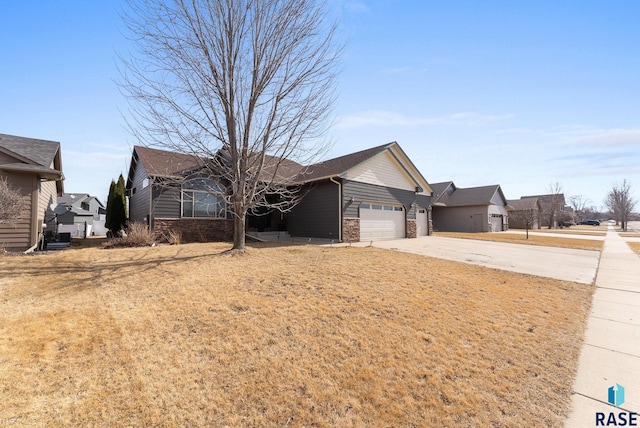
left=568, top=194, right=590, bottom=224
left=508, top=207, right=538, bottom=239
left=119, top=0, right=341, bottom=251
left=0, top=178, right=23, bottom=225
left=544, top=182, right=564, bottom=229
left=604, top=179, right=636, bottom=231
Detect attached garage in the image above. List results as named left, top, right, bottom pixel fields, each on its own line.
left=416, top=207, right=429, bottom=236
left=359, top=203, right=405, bottom=240
left=491, top=214, right=504, bottom=232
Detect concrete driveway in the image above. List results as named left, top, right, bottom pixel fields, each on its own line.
left=371, top=236, right=601, bottom=284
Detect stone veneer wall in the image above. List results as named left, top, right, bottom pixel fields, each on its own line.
left=342, top=217, right=360, bottom=243
left=406, top=219, right=417, bottom=238
left=154, top=218, right=233, bottom=243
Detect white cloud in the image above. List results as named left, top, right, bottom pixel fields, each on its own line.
left=335, top=110, right=513, bottom=129
left=343, top=0, right=370, bottom=13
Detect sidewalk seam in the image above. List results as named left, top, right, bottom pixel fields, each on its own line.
left=582, top=342, right=640, bottom=359
left=571, top=391, right=635, bottom=414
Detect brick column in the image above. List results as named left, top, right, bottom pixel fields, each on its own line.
left=342, top=217, right=360, bottom=243
left=406, top=219, right=417, bottom=238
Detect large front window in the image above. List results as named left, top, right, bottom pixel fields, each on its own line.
left=182, top=179, right=226, bottom=218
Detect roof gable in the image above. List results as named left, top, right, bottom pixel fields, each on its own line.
left=296, top=142, right=433, bottom=194
left=342, top=151, right=419, bottom=192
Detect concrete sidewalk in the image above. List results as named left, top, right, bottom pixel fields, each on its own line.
left=566, top=226, right=640, bottom=426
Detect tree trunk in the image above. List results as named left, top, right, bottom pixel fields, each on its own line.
left=232, top=212, right=246, bottom=251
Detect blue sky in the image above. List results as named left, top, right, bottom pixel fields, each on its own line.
left=1, top=1, right=638, bottom=209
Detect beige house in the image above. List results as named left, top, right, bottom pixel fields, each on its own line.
left=0, top=133, right=64, bottom=250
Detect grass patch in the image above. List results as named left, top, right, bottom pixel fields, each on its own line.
left=628, top=242, right=640, bottom=254
left=434, top=231, right=603, bottom=251
left=0, top=243, right=593, bottom=426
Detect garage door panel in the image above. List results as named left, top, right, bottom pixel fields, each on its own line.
left=360, top=203, right=405, bottom=240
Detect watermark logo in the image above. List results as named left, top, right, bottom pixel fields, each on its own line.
left=608, top=383, right=625, bottom=407
left=596, top=383, right=637, bottom=426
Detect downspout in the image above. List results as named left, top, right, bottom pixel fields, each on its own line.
left=329, top=177, right=342, bottom=242
left=148, top=177, right=154, bottom=231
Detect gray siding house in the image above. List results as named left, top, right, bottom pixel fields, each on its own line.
left=125, top=142, right=434, bottom=242
left=431, top=181, right=509, bottom=232
left=55, top=193, right=107, bottom=237
left=0, top=133, right=64, bottom=250
left=288, top=142, right=434, bottom=242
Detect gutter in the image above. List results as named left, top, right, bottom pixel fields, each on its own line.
left=329, top=177, right=342, bottom=242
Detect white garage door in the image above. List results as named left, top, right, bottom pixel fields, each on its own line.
left=359, top=203, right=405, bottom=241
left=416, top=208, right=428, bottom=236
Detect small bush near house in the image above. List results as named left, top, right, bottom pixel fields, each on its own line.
left=104, top=222, right=155, bottom=248
left=166, top=229, right=182, bottom=245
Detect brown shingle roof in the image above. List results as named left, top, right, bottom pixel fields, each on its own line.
left=134, top=146, right=202, bottom=178
left=507, top=197, right=539, bottom=210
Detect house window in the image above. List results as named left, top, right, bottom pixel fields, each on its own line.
left=181, top=179, right=226, bottom=218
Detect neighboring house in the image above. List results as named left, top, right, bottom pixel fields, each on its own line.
left=54, top=193, right=107, bottom=237
left=125, top=142, right=434, bottom=242
left=0, top=133, right=64, bottom=250
left=431, top=181, right=509, bottom=232
left=507, top=197, right=542, bottom=230
left=519, top=193, right=571, bottom=228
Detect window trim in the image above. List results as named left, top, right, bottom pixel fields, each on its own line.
left=181, top=189, right=226, bottom=219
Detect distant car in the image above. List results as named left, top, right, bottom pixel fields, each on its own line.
left=578, top=220, right=600, bottom=226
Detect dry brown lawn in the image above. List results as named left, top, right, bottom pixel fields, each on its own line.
left=0, top=243, right=593, bottom=427
left=434, top=231, right=603, bottom=251
left=536, top=226, right=607, bottom=236
left=628, top=242, right=640, bottom=254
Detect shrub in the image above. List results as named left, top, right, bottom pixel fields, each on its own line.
left=166, top=229, right=182, bottom=245
left=104, top=222, right=155, bottom=248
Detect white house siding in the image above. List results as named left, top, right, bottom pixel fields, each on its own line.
left=343, top=151, right=417, bottom=192
left=488, top=204, right=509, bottom=231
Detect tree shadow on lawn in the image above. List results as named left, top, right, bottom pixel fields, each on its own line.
left=0, top=246, right=231, bottom=292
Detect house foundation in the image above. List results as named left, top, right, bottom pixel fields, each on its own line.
left=154, top=218, right=233, bottom=243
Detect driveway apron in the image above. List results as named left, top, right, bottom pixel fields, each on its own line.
left=566, top=227, right=640, bottom=426
left=372, top=235, right=600, bottom=284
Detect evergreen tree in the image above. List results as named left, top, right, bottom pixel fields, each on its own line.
left=105, top=179, right=116, bottom=233
left=106, top=175, right=128, bottom=234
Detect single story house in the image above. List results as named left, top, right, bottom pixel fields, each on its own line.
left=519, top=193, right=572, bottom=228
left=54, top=193, right=107, bottom=237
left=125, top=142, right=434, bottom=242
left=431, top=181, right=509, bottom=232
left=0, top=133, right=64, bottom=250
left=507, top=197, right=542, bottom=230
